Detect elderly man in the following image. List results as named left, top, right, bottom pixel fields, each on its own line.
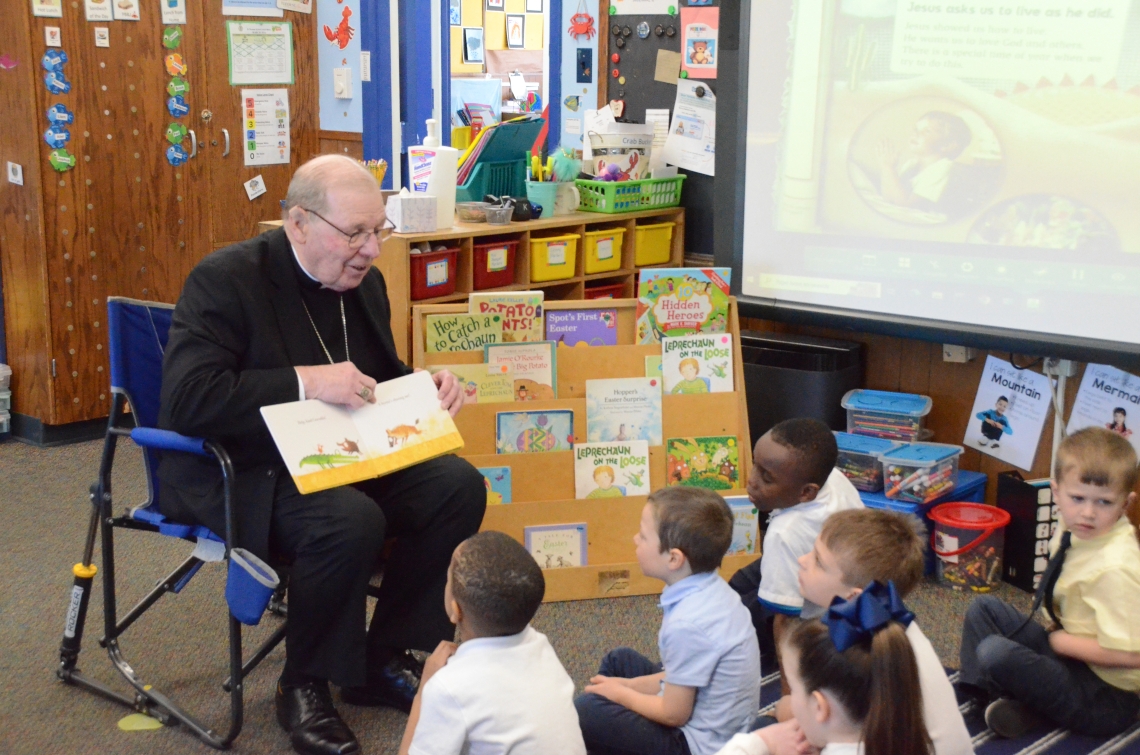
left=158, top=155, right=486, bottom=755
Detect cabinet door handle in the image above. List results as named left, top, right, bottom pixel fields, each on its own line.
left=222, top=128, right=230, bottom=157
left=188, top=129, right=197, bottom=158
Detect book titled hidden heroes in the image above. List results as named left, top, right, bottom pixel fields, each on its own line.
left=636, top=267, right=731, bottom=344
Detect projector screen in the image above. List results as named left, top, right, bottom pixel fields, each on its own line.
left=739, top=0, right=1140, bottom=352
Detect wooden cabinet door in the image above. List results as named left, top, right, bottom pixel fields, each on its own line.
left=199, top=0, right=318, bottom=249
left=29, top=3, right=210, bottom=423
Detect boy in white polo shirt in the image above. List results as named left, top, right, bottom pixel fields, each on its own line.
left=959, top=427, right=1140, bottom=739
left=575, top=487, right=761, bottom=755
left=728, top=419, right=863, bottom=659
left=399, top=531, right=585, bottom=755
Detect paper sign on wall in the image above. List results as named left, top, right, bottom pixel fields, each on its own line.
left=224, top=0, right=285, bottom=16
left=662, top=79, right=715, bottom=176
left=227, top=21, right=294, bottom=85
left=1066, top=364, right=1140, bottom=456
left=278, top=0, right=314, bottom=12
left=45, top=27, right=61, bottom=47
left=609, top=0, right=672, bottom=15
left=680, top=7, right=717, bottom=79
left=32, top=0, right=63, bottom=18
left=963, top=355, right=1053, bottom=471
left=241, top=88, right=290, bottom=166
left=161, top=0, right=187, bottom=24
left=112, top=0, right=140, bottom=21
left=84, top=0, right=112, bottom=21
left=244, top=174, right=268, bottom=200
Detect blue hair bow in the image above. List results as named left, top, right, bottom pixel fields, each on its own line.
left=824, top=581, right=915, bottom=652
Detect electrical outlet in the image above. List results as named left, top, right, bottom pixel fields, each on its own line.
left=942, top=344, right=977, bottom=363
left=333, top=67, right=353, bottom=99
left=1043, top=358, right=1078, bottom=377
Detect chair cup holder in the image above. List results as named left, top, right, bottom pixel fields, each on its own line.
left=226, top=548, right=280, bottom=626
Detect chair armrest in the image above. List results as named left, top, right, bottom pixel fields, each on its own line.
left=130, top=427, right=210, bottom=457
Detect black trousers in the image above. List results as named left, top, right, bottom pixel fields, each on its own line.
left=980, top=421, right=1004, bottom=442
left=959, top=595, right=1140, bottom=737
left=269, top=454, right=486, bottom=688
left=727, top=557, right=777, bottom=657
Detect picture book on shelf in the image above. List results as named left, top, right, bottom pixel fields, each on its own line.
left=586, top=377, right=663, bottom=445
left=524, top=523, right=588, bottom=568
left=546, top=308, right=618, bottom=347
left=429, top=363, right=514, bottom=404
left=724, top=495, right=759, bottom=555
left=468, top=291, right=544, bottom=342
left=636, top=267, right=731, bottom=344
left=496, top=410, right=575, bottom=453
left=661, top=333, right=734, bottom=394
left=666, top=435, right=739, bottom=490
left=477, top=466, right=512, bottom=505
left=645, top=355, right=662, bottom=379
left=574, top=441, right=651, bottom=499
left=485, top=341, right=557, bottom=401
left=259, top=371, right=464, bottom=494
left=425, top=313, right=504, bottom=353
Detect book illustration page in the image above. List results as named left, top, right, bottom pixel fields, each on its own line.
left=259, top=400, right=367, bottom=477
left=352, top=372, right=456, bottom=458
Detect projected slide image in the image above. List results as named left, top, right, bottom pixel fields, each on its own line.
left=847, top=98, right=1003, bottom=224
left=967, top=194, right=1120, bottom=253
left=776, top=0, right=1140, bottom=258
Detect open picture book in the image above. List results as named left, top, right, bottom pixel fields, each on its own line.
left=260, top=371, right=464, bottom=494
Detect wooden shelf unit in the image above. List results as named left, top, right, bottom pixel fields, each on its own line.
left=410, top=297, right=755, bottom=603
left=380, top=207, right=685, bottom=362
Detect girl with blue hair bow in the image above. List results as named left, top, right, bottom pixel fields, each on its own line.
left=715, top=582, right=933, bottom=755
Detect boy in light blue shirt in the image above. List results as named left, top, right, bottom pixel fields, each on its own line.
left=575, top=488, right=762, bottom=755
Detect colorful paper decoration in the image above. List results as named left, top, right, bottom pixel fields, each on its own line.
left=166, top=95, right=189, bottom=117
left=166, top=144, right=189, bottom=166
left=48, top=148, right=76, bottom=172
left=167, top=76, right=190, bottom=96
left=47, top=104, right=75, bottom=124
left=44, top=70, right=71, bottom=94
left=43, top=126, right=71, bottom=148
left=165, top=122, right=188, bottom=144
left=41, top=49, right=68, bottom=71
left=164, top=53, right=187, bottom=76
left=163, top=26, right=183, bottom=49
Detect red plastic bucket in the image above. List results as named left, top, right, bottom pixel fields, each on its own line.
left=929, top=502, right=1011, bottom=592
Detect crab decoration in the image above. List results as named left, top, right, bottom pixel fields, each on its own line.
left=568, top=11, right=596, bottom=40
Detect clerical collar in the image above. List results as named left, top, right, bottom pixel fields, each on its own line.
left=290, top=244, right=324, bottom=291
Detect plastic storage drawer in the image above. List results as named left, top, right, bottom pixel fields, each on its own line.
left=880, top=442, right=963, bottom=504
left=841, top=389, right=932, bottom=441
left=583, top=228, right=625, bottom=274
left=529, top=233, right=578, bottom=282
left=472, top=239, right=518, bottom=290
left=634, top=221, right=674, bottom=266
left=834, top=432, right=900, bottom=492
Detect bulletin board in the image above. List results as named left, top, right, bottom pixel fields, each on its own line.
left=599, top=0, right=718, bottom=257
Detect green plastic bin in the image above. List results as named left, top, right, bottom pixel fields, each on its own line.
left=576, top=175, right=687, bottom=214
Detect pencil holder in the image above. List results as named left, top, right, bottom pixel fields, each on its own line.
left=226, top=548, right=279, bottom=626
left=526, top=181, right=558, bottom=218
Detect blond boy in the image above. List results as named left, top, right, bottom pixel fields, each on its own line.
left=959, top=427, right=1140, bottom=738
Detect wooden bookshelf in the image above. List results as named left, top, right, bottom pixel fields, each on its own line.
left=411, top=297, right=756, bottom=602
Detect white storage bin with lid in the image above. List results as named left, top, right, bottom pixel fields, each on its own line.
left=879, top=442, right=962, bottom=504
left=834, top=432, right=901, bottom=492
left=0, top=364, right=10, bottom=391
left=841, top=389, right=932, bottom=441
left=0, top=410, right=9, bottom=435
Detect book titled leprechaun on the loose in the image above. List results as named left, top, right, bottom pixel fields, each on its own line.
left=259, top=371, right=463, bottom=494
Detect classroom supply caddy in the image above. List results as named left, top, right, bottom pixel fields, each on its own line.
left=456, top=119, right=546, bottom=202
left=929, top=503, right=1011, bottom=592
left=880, top=442, right=963, bottom=504
left=842, top=389, right=933, bottom=441
left=576, top=175, right=687, bottom=214
left=411, top=298, right=754, bottom=602
left=367, top=207, right=686, bottom=362
left=583, top=227, right=626, bottom=274
left=834, top=432, right=900, bottom=492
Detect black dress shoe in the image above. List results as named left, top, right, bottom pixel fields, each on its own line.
left=340, top=651, right=421, bottom=712
left=276, top=679, right=360, bottom=755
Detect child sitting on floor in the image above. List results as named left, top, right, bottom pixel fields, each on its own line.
left=717, top=583, right=934, bottom=755
left=575, top=487, right=761, bottom=755
left=399, top=531, right=585, bottom=755
left=958, top=427, right=1140, bottom=739
left=789, top=509, right=973, bottom=755
left=729, top=419, right=863, bottom=661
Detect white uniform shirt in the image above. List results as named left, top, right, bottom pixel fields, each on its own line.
left=714, top=733, right=862, bottom=755
left=409, top=626, right=586, bottom=755
left=758, top=468, right=863, bottom=613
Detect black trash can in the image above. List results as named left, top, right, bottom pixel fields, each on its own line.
left=740, top=331, right=864, bottom=446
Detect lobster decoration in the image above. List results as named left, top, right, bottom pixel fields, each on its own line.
left=568, top=0, right=595, bottom=40
left=323, top=6, right=355, bottom=50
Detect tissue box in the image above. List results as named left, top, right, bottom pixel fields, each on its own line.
left=386, top=192, right=437, bottom=233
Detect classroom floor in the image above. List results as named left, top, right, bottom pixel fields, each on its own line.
left=0, top=437, right=1035, bottom=755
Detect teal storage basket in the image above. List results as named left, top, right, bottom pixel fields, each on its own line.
left=455, top=118, right=545, bottom=202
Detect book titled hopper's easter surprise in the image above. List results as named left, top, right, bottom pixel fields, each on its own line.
left=636, top=267, right=731, bottom=344
left=662, top=333, right=734, bottom=394
left=260, top=371, right=463, bottom=494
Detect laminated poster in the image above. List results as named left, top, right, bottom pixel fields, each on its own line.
left=662, top=80, right=716, bottom=176
left=84, top=0, right=113, bottom=22
left=680, top=7, right=717, bottom=79
left=609, top=0, right=673, bottom=15
left=241, top=88, right=290, bottom=166
left=1066, top=364, right=1140, bottom=456
left=33, top=0, right=63, bottom=18
left=962, top=355, right=1053, bottom=471
left=228, top=21, right=294, bottom=85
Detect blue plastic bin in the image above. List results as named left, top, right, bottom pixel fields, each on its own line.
left=859, top=469, right=987, bottom=575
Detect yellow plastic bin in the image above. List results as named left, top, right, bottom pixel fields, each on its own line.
left=530, top=233, right=579, bottom=282
left=583, top=227, right=626, bottom=274
left=634, top=221, right=675, bottom=266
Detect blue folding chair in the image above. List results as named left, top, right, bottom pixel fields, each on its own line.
left=57, top=297, right=284, bottom=749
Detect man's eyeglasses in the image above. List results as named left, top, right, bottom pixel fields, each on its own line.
left=304, top=208, right=394, bottom=249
